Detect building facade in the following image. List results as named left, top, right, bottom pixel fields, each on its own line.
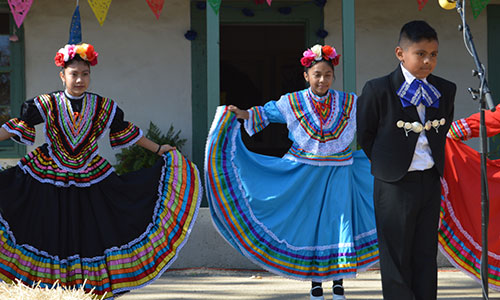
left=0, top=0, right=499, bottom=268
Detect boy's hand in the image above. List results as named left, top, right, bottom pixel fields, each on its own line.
left=228, top=105, right=249, bottom=120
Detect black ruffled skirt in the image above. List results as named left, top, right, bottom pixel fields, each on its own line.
left=0, top=147, right=201, bottom=299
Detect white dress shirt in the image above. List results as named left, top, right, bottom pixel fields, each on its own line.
left=400, top=63, right=435, bottom=172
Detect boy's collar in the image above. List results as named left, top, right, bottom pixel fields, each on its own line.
left=400, top=63, right=428, bottom=84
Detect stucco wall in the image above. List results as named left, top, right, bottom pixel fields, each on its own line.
left=21, top=0, right=193, bottom=163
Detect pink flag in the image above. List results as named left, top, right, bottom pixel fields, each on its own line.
left=8, top=0, right=33, bottom=28
left=267, top=0, right=272, bottom=5
left=146, top=0, right=165, bottom=20
left=417, top=0, right=428, bottom=10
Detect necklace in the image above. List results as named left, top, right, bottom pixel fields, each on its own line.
left=308, top=89, right=336, bottom=139
left=64, top=93, right=87, bottom=133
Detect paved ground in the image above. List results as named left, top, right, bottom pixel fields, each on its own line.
left=119, top=268, right=500, bottom=300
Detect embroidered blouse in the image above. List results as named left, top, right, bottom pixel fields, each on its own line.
left=1, top=91, right=143, bottom=186
left=244, top=88, right=356, bottom=166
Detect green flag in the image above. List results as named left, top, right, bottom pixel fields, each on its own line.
left=471, top=0, right=490, bottom=18
left=208, top=0, right=222, bottom=15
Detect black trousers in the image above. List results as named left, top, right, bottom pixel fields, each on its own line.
left=373, top=167, right=441, bottom=300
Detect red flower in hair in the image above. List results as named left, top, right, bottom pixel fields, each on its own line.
left=300, top=56, right=314, bottom=67
left=85, top=45, right=98, bottom=62
left=322, top=45, right=334, bottom=58
left=332, top=54, right=341, bottom=66
left=89, top=56, right=98, bottom=66
left=54, top=52, right=65, bottom=67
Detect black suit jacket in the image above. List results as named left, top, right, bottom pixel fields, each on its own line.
left=357, top=66, right=456, bottom=182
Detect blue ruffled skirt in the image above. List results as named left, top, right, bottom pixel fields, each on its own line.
left=205, top=106, right=379, bottom=281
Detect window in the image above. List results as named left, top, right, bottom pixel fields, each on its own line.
left=0, top=1, right=26, bottom=158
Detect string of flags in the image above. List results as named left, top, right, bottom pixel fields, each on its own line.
left=5, top=0, right=493, bottom=28
left=6, top=0, right=165, bottom=28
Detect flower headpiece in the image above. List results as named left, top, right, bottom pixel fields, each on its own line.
left=300, top=44, right=340, bottom=68
left=54, top=43, right=99, bottom=67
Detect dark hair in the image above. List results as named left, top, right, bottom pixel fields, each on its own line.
left=63, top=55, right=91, bottom=69
left=399, top=20, right=438, bottom=46
left=303, top=59, right=335, bottom=73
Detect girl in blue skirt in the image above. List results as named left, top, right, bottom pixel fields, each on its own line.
left=205, top=44, right=378, bottom=300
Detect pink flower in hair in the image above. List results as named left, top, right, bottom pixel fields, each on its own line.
left=330, top=48, right=338, bottom=59
left=65, top=44, right=76, bottom=60
left=300, top=44, right=341, bottom=67
left=54, top=42, right=100, bottom=67
left=303, top=49, right=316, bottom=59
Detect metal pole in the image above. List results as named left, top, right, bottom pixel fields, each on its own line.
left=456, top=1, right=492, bottom=298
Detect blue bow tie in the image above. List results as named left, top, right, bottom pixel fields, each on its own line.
left=397, top=79, right=441, bottom=108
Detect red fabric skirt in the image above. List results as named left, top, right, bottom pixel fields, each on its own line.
left=439, top=138, right=500, bottom=290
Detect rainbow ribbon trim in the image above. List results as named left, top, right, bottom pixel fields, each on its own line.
left=205, top=106, right=378, bottom=281
left=438, top=179, right=500, bottom=291
left=244, top=106, right=270, bottom=136
left=286, top=144, right=353, bottom=164
left=110, top=122, right=143, bottom=149
left=287, top=90, right=354, bottom=143
left=2, top=118, right=36, bottom=145
left=18, top=146, right=114, bottom=187
left=35, top=93, right=117, bottom=173
left=0, top=150, right=201, bottom=299
left=447, top=118, right=471, bottom=141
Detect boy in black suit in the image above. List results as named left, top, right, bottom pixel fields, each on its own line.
left=357, top=20, right=456, bottom=300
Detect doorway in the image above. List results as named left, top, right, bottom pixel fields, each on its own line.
left=190, top=0, right=324, bottom=165
left=220, top=24, right=306, bottom=156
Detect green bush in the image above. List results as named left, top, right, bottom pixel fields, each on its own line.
left=114, top=122, right=187, bottom=174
